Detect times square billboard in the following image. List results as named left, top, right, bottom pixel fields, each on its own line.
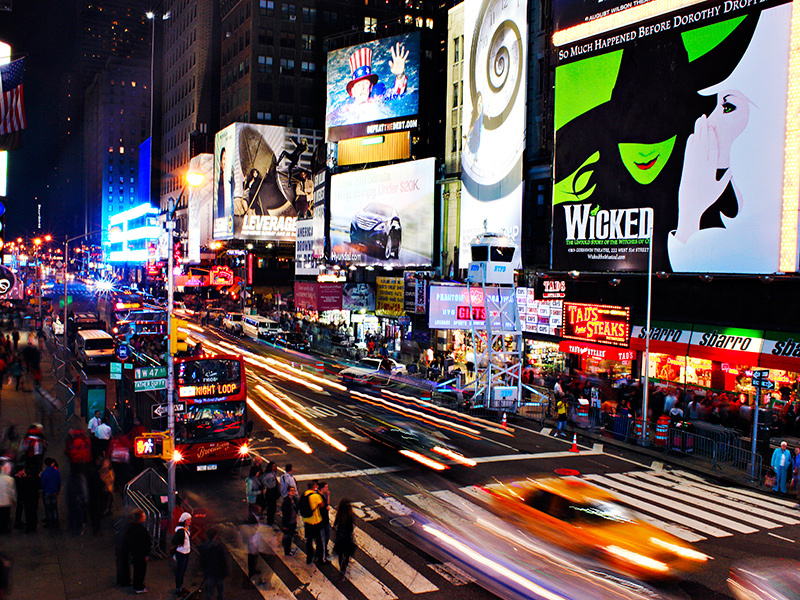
left=325, top=32, right=420, bottom=142
left=551, top=0, right=800, bottom=274
left=213, top=123, right=314, bottom=242
left=329, top=158, right=435, bottom=267
left=458, top=0, right=527, bottom=267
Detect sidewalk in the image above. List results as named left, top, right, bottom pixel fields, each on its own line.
left=0, top=341, right=263, bottom=600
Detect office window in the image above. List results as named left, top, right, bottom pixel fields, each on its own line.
left=281, top=32, right=295, bottom=48
left=259, top=30, right=273, bottom=45
left=301, top=34, right=315, bottom=51
left=426, top=18, right=434, bottom=29
left=109, top=165, right=114, bottom=172
left=301, top=61, right=315, bottom=74
left=452, top=83, right=458, bottom=108
left=364, top=16, right=377, bottom=32
left=258, top=55, right=273, bottom=73
left=452, top=128, right=458, bottom=152
left=281, top=3, right=296, bottom=19
left=280, top=58, right=295, bottom=75
left=259, top=0, right=274, bottom=16
left=302, top=7, right=316, bottom=23
left=257, top=111, right=272, bottom=121
left=453, top=37, right=460, bottom=62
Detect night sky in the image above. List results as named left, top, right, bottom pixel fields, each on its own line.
left=0, top=0, right=81, bottom=241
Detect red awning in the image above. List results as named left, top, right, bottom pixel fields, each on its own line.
left=558, top=340, right=636, bottom=362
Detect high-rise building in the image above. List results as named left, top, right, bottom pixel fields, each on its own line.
left=158, top=0, right=221, bottom=218
left=83, top=58, right=151, bottom=252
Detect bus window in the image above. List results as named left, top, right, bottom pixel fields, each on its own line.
left=175, top=401, right=246, bottom=442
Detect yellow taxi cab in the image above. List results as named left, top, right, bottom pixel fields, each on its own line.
left=485, top=477, right=707, bottom=580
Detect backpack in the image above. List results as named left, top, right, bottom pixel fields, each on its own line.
left=297, top=492, right=315, bottom=519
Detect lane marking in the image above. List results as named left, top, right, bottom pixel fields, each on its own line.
left=428, top=562, right=475, bottom=585
left=768, top=532, right=795, bottom=543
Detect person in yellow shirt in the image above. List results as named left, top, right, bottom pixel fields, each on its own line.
left=556, top=397, right=568, bottom=437
left=299, top=482, right=325, bottom=565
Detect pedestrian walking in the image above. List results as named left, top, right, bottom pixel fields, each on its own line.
left=10, top=328, right=18, bottom=351
left=246, top=521, right=268, bottom=578
left=40, top=457, right=61, bottom=528
left=172, top=512, right=192, bottom=595
left=259, top=461, right=279, bottom=526
left=0, top=462, right=15, bottom=534
left=9, top=360, right=22, bottom=392
left=793, top=446, right=800, bottom=509
left=333, top=498, right=356, bottom=577
left=318, top=481, right=331, bottom=563
left=772, top=441, right=793, bottom=494
left=556, top=397, right=568, bottom=437
left=87, top=410, right=103, bottom=436
left=246, top=465, right=262, bottom=524
left=94, top=418, right=112, bottom=458
left=281, top=486, right=298, bottom=556
left=66, top=470, right=88, bottom=535
left=299, top=482, right=324, bottom=565
left=124, top=508, right=152, bottom=594
left=199, top=527, right=228, bottom=600
left=279, top=463, right=296, bottom=498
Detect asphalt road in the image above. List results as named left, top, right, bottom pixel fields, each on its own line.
left=65, top=291, right=798, bottom=600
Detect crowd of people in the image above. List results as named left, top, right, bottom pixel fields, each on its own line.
left=244, top=459, right=357, bottom=578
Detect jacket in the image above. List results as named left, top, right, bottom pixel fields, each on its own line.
left=124, top=522, right=152, bottom=559
left=281, top=496, right=298, bottom=530
left=0, top=474, right=15, bottom=507
left=40, top=466, right=61, bottom=495
left=772, top=448, right=792, bottom=471
left=279, top=472, right=296, bottom=498
left=199, top=539, right=228, bottom=579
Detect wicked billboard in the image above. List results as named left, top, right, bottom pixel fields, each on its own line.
left=551, top=0, right=797, bottom=273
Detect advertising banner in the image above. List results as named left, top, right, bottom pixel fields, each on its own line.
left=342, top=283, right=376, bottom=311
left=376, top=276, right=404, bottom=315
left=210, top=266, right=234, bottom=286
left=0, top=265, right=22, bottom=300
left=312, top=168, right=327, bottom=260
left=293, top=282, right=342, bottom=311
left=562, top=302, right=631, bottom=348
left=427, top=285, right=517, bottom=331
left=325, top=32, right=420, bottom=142
left=553, top=0, right=658, bottom=34
left=403, top=271, right=428, bottom=315
left=552, top=0, right=794, bottom=273
left=186, top=153, right=213, bottom=263
left=330, top=158, right=435, bottom=267
left=213, top=123, right=317, bottom=242
left=294, top=281, right=318, bottom=311
left=295, top=220, right=317, bottom=276
left=516, top=288, right=562, bottom=336
left=459, top=0, right=527, bottom=266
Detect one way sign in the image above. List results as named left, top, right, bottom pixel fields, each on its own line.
left=151, top=402, right=186, bottom=419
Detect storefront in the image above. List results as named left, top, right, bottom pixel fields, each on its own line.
left=558, top=340, right=636, bottom=386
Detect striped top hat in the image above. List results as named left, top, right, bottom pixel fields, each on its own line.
left=346, top=46, right=379, bottom=96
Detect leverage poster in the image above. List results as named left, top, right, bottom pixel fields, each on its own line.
left=551, top=0, right=793, bottom=273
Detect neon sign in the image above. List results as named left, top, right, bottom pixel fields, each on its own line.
left=563, top=302, right=631, bottom=348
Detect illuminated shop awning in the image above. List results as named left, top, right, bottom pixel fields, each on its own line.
left=558, top=340, right=636, bottom=362
left=686, top=325, right=764, bottom=365
left=630, top=323, right=692, bottom=356
left=760, top=331, right=800, bottom=371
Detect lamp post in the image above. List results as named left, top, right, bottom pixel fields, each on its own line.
left=641, top=218, right=654, bottom=445
left=34, top=234, right=52, bottom=325
left=166, top=172, right=204, bottom=519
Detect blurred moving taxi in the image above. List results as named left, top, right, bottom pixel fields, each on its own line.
left=485, top=477, right=707, bottom=580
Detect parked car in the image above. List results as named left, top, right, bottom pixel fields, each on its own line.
left=349, top=203, right=402, bottom=259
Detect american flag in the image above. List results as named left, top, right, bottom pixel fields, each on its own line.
left=0, top=57, right=26, bottom=135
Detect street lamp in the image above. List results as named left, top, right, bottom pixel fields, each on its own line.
left=165, top=171, right=204, bottom=519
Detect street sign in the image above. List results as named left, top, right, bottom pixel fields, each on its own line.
left=115, top=344, right=130, bottom=362
left=58, top=295, right=74, bottom=308
left=135, top=366, right=167, bottom=380
left=752, top=369, right=769, bottom=380
left=134, top=378, right=167, bottom=392
left=55, top=261, right=63, bottom=269
left=754, top=379, right=775, bottom=390
left=110, top=362, right=122, bottom=380
left=151, top=402, right=186, bottom=419
left=110, top=372, right=121, bottom=380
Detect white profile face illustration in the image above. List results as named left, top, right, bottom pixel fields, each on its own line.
left=707, top=90, right=750, bottom=168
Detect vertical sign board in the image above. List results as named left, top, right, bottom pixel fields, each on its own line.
left=295, top=219, right=317, bottom=276
left=551, top=0, right=797, bottom=273
left=376, top=277, right=405, bottom=315
left=459, top=0, right=527, bottom=265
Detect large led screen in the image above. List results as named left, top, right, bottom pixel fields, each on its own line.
left=428, top=285, right=517, bottom=331
left=553, top=0, right=658, bottom=33
left=552, top=0, right=795, bottom=273
left=458, top=0, right=527, bottom=266
left=325, top=32, right=420, bottom=142
left=329, top=158, right=435, bottom=267
left=213, top=123, right=315, bottom=242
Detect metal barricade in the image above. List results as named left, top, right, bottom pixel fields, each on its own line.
left=691, top=421, right=740, bottom=446
left=713, top=441, right=763, bottom=480
left=124, top=468, right=169, bottom=557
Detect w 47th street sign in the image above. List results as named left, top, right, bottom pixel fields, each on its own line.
left=135, top=367, right=167, bottom=380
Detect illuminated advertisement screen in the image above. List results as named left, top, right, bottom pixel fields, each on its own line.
left=428, top=285, right=517, bottom=331
left=562, top=302, right=631, bottom=348
left=325, top=32, right=420, bottom=142
left=516, top=288, right=563, bottom=336
left=329, top=158, right=434, bottom=267
left=553, top=0, right=659, bottom=33
left=552, top=0, right=797, bottom=273
left=213, top=123, right=318, bottom=242
left=459, top=0, right=527, bottom=266
left=176, top=358, right=242, bottom=399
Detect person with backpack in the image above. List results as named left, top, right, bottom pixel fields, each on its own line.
left=281, top=486, right=298, bottom=557
left=298, top=481, right=325, bottom=565
left=65, top=429, right=92, bottom=474
left=172, top=512, right=192, bottom=595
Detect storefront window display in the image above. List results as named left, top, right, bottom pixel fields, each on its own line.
left=523, top=340, right=565, bottom=373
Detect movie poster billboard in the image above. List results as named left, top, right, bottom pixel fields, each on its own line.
left=552, top=0, right=794, bottom=273
left=459, top=0, right=527, bottom=266
left=329, top=158, right=435, bottom=267
left=553, top=0, right=658, bottom=33
left=325, top=32, right=420, bottom=142
left=213, top=123, right=315, bottom=242
left=311, top=168, right=328, bottom=260
left=187, top=153, right=213, bottom=264
left=295, top=220, right=317, bottom=276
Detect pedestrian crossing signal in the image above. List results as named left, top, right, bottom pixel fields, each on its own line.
left=134, top=432, right=175, bottom=459
left=170, top=316, right=189, bottom=355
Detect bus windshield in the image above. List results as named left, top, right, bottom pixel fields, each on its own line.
left=176, top=401, right=246, bottom=442
left=177, top=359, right=241, bottom=386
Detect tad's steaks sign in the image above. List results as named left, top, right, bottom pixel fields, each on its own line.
left=563, top=302, right=631, bottom=348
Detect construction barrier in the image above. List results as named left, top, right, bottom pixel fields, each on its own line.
left=655, top=415, right=670, bottom=446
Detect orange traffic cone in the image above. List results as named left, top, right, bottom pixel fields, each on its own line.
left=501, top=412, right=508, bottom=429
left=569, top=433, right=579, bottom=453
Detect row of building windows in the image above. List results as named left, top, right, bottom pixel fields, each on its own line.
left=222, top=31, right=250, bottom=67
left=108, top=176, right=136, bottom=184
left=165, top=72, right=197, bottom=114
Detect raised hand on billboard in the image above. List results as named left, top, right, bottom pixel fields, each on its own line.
left=389, top=43, right=408, bottom=77
left=674, top=114, right=733, bottom=244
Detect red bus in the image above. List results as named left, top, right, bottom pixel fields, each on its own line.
left=173, top=355, right=251, bottom=471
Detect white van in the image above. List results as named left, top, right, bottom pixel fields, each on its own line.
left=241, top=315, right=283, bottom=340
left=75, top=330, right=115, bottom=368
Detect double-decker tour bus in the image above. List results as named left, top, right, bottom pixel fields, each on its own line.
left=173, top=354, right=251, bottom=471
left=97, top=293, right=144, bottom=333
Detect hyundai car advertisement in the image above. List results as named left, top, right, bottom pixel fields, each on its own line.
left=329, top=158, right=434, bottom=267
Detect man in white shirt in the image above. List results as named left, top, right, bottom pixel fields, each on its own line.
left=279, top=464, right=297, bottom=498
left=94, top=419, right=112, bottom=458
left=87, top=410, right=102, bottom=436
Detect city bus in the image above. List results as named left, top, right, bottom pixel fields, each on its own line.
left=173, top=354, right=251, bottom=471
left=97, top=293, right=144, bottom=333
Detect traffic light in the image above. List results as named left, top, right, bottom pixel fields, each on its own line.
left=170, top=316, right=189, bottom=355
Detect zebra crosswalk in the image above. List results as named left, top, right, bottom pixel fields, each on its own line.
left=219, top=469, right=799, bottom=599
